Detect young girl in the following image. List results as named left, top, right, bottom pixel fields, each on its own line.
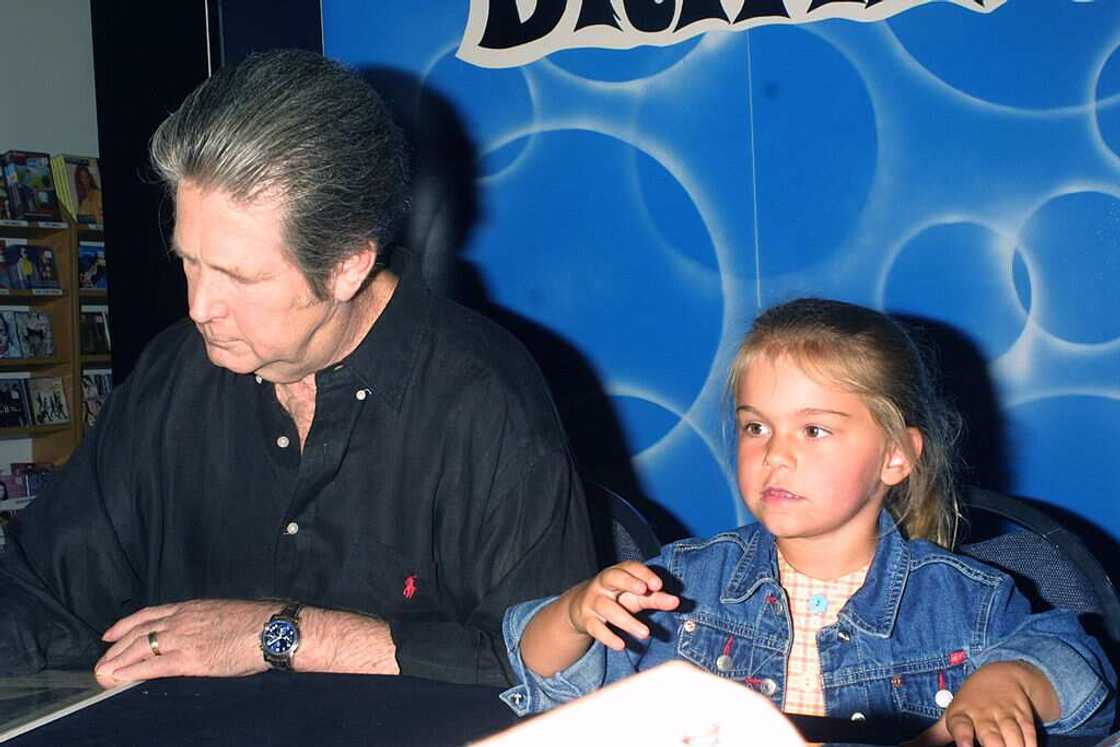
left=501, top=299, right=1115, bottom=743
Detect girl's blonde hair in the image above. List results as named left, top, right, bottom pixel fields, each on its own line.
left=728, top=298, right=963, bottom=548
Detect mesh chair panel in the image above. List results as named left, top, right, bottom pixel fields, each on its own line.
left=961, top=532, right=1101, bottom=614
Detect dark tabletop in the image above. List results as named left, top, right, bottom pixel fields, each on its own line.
left=0, top=671, right=1108, bottom=746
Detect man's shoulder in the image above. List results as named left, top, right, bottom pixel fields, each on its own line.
left=417, top=289, right=549, bottom=390
left=132, top=319, right=207, bottom=375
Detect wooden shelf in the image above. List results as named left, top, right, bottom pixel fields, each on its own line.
left=0, top=219, right=110, bottom=463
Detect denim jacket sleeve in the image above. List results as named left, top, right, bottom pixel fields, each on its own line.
left=972, top=574, right=1116, bottom=734
left=499, top=595, right=617, bottom=715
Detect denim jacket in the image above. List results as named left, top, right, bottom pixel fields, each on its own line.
left=501, top=513, right=1116, bottom=735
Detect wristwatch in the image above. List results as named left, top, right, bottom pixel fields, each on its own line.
left=260, top=603, right=303, bottom=670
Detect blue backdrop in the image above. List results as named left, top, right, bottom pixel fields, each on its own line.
left=324, top=0, right=1120, bottom=548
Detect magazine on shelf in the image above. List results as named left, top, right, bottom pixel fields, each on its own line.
left=3, top=244, right=59, bottom=292
left=1, top=151, right=59, bottom=222
left=61, top=155, right=104, bottom=225
left=0, top=310, right=23, bottom=358
left=16, top=311, right=54, bottom=358
left=78, top=241, right=108, bottom=289
left=0, top=237, right=25, bottom=291
left=0, top=378, right=30, bottom=428
left=11, top=461, right=56, bottom=497
left=81, top=368, right=112, bottom=429
left=79, top=305, right=110, bottom=355
left=26, top=377, right=69, bottom=427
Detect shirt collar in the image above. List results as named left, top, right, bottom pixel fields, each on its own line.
left=722, top=511, right=910, bottom=638
left=326, top=259, right=429, bottom=415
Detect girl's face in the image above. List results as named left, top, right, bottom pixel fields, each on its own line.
left=735, top=354, right=915, bottom=554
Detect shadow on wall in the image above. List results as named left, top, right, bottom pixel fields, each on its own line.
left=357, top=66, right=689, bottom=557
left=898, top=314, right=1120, bottom=584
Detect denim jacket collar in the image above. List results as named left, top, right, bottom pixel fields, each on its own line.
left=720, top=511, right=910, bottom=639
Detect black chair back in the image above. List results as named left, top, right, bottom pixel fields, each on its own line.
left=584, top=481, right=662, bottom=565
left=959, top=486, right=1120, bottom=647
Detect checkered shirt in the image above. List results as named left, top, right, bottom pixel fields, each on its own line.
left=777, top=552, right=868, bottom=716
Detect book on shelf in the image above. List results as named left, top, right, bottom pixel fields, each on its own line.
left=0, top=378, right=30, bottom=427
left=26, top=376, right=69, bottom=426
left=0, top=190, right=10, bottom=220
left=53, top=155, right=104, bottom=225
left=80, top=305, right=110, bottom=355
left=16, top=311, right=55, bottom=358
left=1, top=151, right=60, bottom=222
left=81, top=368, right=112, bottom=429
left=79, top=240, right=108, bottom=290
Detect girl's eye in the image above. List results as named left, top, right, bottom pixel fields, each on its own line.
left=804, top=425, right=830, bottom=439
left=742, top=421, right=769, bottom=437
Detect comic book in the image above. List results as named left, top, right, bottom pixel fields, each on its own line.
left=0, top=379, right=30, bottom=428
left=1, top=151, right=60, bottom=222
left=78, top=241, right=108, bottom=289
left=26, top=377, right=69, bottom=426
left=16, top=311, right=55, bottom=358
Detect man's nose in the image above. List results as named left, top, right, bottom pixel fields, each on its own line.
left=187, top=272, right=226, bottom=324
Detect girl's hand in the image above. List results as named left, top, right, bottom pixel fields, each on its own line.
left=520, top=561, right=679, bottom=677
left=561, top=561, right=680, bottom=651
left=905, top=661, right=1059, bottom=747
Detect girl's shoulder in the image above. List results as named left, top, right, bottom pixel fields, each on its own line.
left=903, top=536, right=1009, bottom=588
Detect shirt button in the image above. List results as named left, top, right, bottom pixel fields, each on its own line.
left=285, top=522, right=299, bottom=536
left=276, top=435, right=290, bottom=448
left=355, top=389, right=368, bottom=401
left=254, top=375, right=263, bottom=384
left=759, top=678, right=777, bottom=697
left=935, top=689, right=954, bottom=708
left=850, top=712, right=866, bottom=722
left=682, top=620, right=697, bottom=633
left=715, top=655, right=733, bottom=672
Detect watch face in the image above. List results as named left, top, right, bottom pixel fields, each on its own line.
left=262, top=619, right=299, bottom=655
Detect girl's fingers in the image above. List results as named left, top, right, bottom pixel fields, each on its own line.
left=584, top=618, right=626, bottom=651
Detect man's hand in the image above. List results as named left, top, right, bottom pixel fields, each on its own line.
left=905, top=661, right=1060, bottom=747
left=95, top=599, right=274, bottom=688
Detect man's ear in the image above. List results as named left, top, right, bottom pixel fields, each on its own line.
left=881, top=427, right=923, bottom=487
left=328, top=241, right=379, bottom=302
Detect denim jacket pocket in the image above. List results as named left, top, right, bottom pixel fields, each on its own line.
left=676, top=613, right=785, bottom=682
left=888, top=651, right=970, bottom=720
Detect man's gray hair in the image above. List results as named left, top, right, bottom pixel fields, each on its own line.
left=150, top=49, right=409, bottom=299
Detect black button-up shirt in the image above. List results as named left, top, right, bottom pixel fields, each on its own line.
left=0, top=277, right=596, bottom=686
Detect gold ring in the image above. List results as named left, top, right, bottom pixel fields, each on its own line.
left=147, top=630, right=162, bottom=657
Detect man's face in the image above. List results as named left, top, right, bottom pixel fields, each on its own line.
left=173, top=182, right=335, bottom=382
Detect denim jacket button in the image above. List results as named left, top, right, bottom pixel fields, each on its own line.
left=683, top=620, right=697, bottom=633
left=716, top=654, right=732, bottom=671
left=759, top=678, right=777, bottom=696
left=837, top=630, right=851, bottom=642
left=510, top=693, right=524, bottom=705
left=935, top=689, right=954, bottom=708
left=850, top=712, right=866, bottom=722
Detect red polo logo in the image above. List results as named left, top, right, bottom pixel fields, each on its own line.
left=403, top=575, right=417, bottom=599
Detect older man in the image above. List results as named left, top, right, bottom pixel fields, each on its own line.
left=0, top=50, right=596, bottom=688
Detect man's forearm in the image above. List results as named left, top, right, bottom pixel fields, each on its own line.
left=295, top=607, right=400, bottom=675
